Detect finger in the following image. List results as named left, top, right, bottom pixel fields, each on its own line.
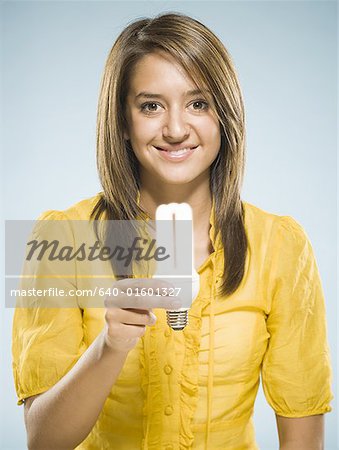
left=112, top=278, right=175, bottom=292
left=105, top=294, right=182, bottom=310
left=109, top=322, right=147, bottom=339
left=106, top=308, right=156, bottom=326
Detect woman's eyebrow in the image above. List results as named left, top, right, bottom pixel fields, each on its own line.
left=135, top=89, right=210, bottom=99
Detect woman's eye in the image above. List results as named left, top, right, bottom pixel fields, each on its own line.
left=140, top=102, right=160, bottom=113
left=140, top=100, right=209, bottom=114
left=191, top=100, right=209, bottom=111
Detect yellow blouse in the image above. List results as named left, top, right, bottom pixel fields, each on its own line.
left=12, top=194, right=333, bottom=449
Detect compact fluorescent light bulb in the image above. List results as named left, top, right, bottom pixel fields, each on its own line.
left=154, top=203, right=200, bottom=331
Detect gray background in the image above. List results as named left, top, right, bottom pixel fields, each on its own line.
left=1, top=1, right=337, bottom=449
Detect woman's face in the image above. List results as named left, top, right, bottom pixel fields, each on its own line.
left=124, top=51, right=221, bottom=186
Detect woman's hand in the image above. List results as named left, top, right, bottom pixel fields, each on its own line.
left=103, top=278, right=181, bottom=353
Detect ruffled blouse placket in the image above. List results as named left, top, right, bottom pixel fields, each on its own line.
left=138, top=198, right=223, bottom=449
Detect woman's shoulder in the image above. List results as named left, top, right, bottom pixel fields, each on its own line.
left=242, top=200, right=307, bottom=244
left=242, top=199, right=282, bottom=226
left=63, top=192, right=103, bottom=220
left=37, top=193, right=102, bottom=221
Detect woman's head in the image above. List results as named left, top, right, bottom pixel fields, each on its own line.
left=96, top=12, right=246, bottom=218
left=94, top=12, right=248, bottom=297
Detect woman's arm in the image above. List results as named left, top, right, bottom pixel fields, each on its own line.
left=276, top=414, right=324, bottom=450
left=24, top=329, right=130, bottom=450
left=23, top=279, right=176, bottom=450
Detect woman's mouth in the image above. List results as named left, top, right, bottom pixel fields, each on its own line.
left=153, top=145, right=198, bottom=161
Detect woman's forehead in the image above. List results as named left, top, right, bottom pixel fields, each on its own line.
left=128, top=52, right=210, bottom=97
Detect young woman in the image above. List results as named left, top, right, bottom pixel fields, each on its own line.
left=12, top=12, right=333, bottom=450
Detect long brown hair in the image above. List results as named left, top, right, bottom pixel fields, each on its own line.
left=91, top=12, right=248, bottom=297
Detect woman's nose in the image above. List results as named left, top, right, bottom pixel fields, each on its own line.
left=162, top=110, right=190, bottom=141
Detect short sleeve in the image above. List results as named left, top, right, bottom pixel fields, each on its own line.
left=12, top=210, right=87, bottom=405
left=261, top=215, right=334, bottom=417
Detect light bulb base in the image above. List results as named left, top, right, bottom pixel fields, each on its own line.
left=166, top=309, right=188, bottom=331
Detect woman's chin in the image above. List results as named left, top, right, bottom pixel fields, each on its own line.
left=140, top=165, right=208, bottom=186
left=156, top=173, right=198, bottom=185
left=142, top=167, right=209, bottom=186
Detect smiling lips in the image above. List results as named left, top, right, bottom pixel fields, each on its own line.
left=156, top=147, right=196, bottom=156
left=155, top=145, right=198, bottom=152
left=155, top=145, right=198, bottom=157
left=153, top=145, right=198, bottom=161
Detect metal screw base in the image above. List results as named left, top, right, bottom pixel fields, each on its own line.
left=166, top=310, right=188, bottom=331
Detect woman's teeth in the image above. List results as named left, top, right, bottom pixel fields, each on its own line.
left=169, top=148, right=192, bottom=155
left=156, top=147, right=194, bottom=155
